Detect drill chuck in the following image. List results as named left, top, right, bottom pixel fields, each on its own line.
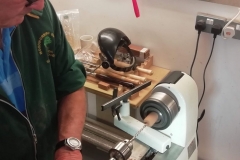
left=109, top=139, right=133, bottom=160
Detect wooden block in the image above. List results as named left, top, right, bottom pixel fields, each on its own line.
left=98, top=81, right=110, bottom=91
left=129, top=92, right=139, bottom=100
left=129, top=44, right=150, bottom=59
left=141, top=55, right=153, bottom=69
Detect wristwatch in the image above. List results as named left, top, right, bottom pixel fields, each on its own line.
left=55, top=137, right=82, bottom=151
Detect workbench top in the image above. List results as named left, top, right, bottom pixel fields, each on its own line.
left=84, top=66, right=170, bottom=107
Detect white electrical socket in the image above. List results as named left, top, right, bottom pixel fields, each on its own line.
left=206, top=18, right=214, bottom=25
left=196, top=12, right=240, bottom=40
left=236, top=24, right=240, bottom=31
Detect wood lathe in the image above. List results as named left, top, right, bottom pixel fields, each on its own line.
left=100, top=71, right=199, bottom=160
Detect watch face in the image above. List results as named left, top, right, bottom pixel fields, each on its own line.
left=66, top=137, right=81, bottom=149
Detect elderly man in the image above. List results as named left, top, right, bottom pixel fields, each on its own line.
left=0, top=0, right=86, bottom=160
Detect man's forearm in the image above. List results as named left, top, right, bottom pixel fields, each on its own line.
left=57, top=87, right=87, bottom=141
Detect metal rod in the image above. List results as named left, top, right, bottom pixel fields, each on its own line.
left=84, top=122, right=124, bottom=143
left=101, top=80, right=151, bottom=111
left=82, top=130, right=114, bottom=151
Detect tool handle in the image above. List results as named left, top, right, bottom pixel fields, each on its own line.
left=95, top=74, right=135, bottom=89
left=114, top=60, right=153, bottom=75
left=114, top=60, right=131, bottom=68
left=132, top=0, right=140, bottom=18
left=136, top=67, right=153, bottom=75
left=108, top=68, right=147, bottom=82
left=125, top=73, right=147, bottom=82
left=96, top=69, right=140, bottom=85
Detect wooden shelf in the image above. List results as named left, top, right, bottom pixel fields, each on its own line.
left=84, top=66, right=170, bottom=107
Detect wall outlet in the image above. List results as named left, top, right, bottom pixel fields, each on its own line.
left=196, top=12, right=240, bottom=40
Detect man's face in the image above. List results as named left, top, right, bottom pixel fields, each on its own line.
left=0, top=0, right=45, bottom=28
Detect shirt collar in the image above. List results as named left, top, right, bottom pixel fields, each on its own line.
left=27, top=9, right=43, bottom=19
left=31, top=9, right=43, bottom=17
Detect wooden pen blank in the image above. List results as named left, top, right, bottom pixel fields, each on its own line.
left=114, top=60, right=131, bottom=68
left=136, top=67, right=153, bottom=75
left=114, top=60, right=153, bottom=75
left=143, top=112, right=159, bottom=127
left=107, top=68, right=147, bottom=82
left=126, top=73, right=147, bottom=82
left=95, top=68, right=140, bottom=85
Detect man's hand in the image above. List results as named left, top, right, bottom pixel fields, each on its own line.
left=55, top=147, right=82, bottom=160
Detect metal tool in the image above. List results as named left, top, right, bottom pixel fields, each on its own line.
left=109, top=139, right=133, bottom=160
left=107, top=113, right=158, bottom=160
left=86, top=71, right=136, bottom=89
left=101, top=81, right=151, bottom=160
left=87, top=68, right=140, bottom=85
left=129, top=124, right=147, bottom=143
left=108, top=123, right=149, bottom=160
left=101, top=80, right=151, bottom=112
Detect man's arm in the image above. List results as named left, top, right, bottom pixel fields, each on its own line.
left=55, top=87, right=87, bottom=160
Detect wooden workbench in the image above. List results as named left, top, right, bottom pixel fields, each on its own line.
left=84, top=66, right=170, bottom=107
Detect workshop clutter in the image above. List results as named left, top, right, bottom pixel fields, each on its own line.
left=57, top=9, right=80, bottom=53
left=81, top=41, right=154, bottom=100
left=58, top=24, right=154, bottom=100
left=75, top=35, right=100, bottom=63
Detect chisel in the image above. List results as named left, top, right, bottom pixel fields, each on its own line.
left=87, top=72, right=135, bottom=89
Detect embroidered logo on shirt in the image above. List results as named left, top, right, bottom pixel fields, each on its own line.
left=38, top=32, right=55, bottom=63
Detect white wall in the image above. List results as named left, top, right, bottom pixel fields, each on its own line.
left=50, top=0, right=240, bottom=159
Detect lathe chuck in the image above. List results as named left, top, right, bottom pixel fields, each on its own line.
left=108, top=139, right=133, bottom=160
left=140, top=92, right=179, bottom=130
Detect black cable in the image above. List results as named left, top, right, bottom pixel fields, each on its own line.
left=195, top=24, right=221, bottom=146
left=192, top=19, right=206, bottom=76
left=191, top=26, right=204, bottom=146
left=197, top=35, right=217, bottom=146
left=198, top=37, right=216, bottom=107
left=190, top=33, right=201, bottom=77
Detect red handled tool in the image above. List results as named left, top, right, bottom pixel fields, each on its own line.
left=132, top=0, right=140, bottom=18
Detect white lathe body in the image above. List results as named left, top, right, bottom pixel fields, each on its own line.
left=113, top=71, right=198, bottom=160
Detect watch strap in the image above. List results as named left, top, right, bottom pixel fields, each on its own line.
left=55, top=139, right=65, bottom=151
